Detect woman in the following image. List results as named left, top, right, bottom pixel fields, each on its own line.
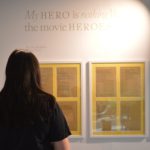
left=0, top=50, right=71, bottom=150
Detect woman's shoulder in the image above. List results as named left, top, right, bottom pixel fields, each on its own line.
left=38, top=91, right=56, bottom=108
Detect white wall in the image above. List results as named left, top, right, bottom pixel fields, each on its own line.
left=0, top=0, right=150, bottom=150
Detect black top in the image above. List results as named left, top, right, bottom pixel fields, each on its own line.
left=0, top=98, right=71, bottom=150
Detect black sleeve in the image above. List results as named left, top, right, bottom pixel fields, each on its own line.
left=48, top=102, right=71, bottom=142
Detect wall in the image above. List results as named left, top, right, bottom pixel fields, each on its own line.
left=0, top=0, right=150, bottom=149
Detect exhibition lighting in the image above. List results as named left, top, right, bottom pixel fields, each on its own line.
left=90, top=0, right=150, bottom=57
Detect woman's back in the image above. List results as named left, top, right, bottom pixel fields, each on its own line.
left=0, top=92, right=55, bottom=150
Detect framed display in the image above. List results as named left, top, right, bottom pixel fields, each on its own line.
left=40, top=63, right=81, bottom=136
left=89, top=62, right=145, bottom=137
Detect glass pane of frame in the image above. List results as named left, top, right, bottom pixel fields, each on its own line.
left=96, top=101, right=117, bottom=132
left=58, top=101, right=78, bottom=131
left=120, top=67, right=141, bottom=97
left=96, top=67, right=116, bottom=97
left=120, top=101, right=142, bottom=131
left=40, top=66, right=53, bottom=94
left=57, top=67, right=77, bottom=97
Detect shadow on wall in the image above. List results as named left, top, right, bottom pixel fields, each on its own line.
left=146, top=62, right=150, bottom=142
left=141, top=0, right=150, bottom=60
left=142, top=0, right=150, bottom=11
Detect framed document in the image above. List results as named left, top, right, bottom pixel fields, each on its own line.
left=57, top=67, right=78, bottom=97
left=89, top=62, right=145, bottom=137
left=40, top=63, right=81, bottom=136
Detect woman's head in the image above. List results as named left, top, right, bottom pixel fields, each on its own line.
left=0, top=50, right=54, bottom=127
left=3, top=49, right=41, bottom=93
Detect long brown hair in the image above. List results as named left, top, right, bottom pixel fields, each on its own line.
left=0, top=50, right=55, bottom=127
